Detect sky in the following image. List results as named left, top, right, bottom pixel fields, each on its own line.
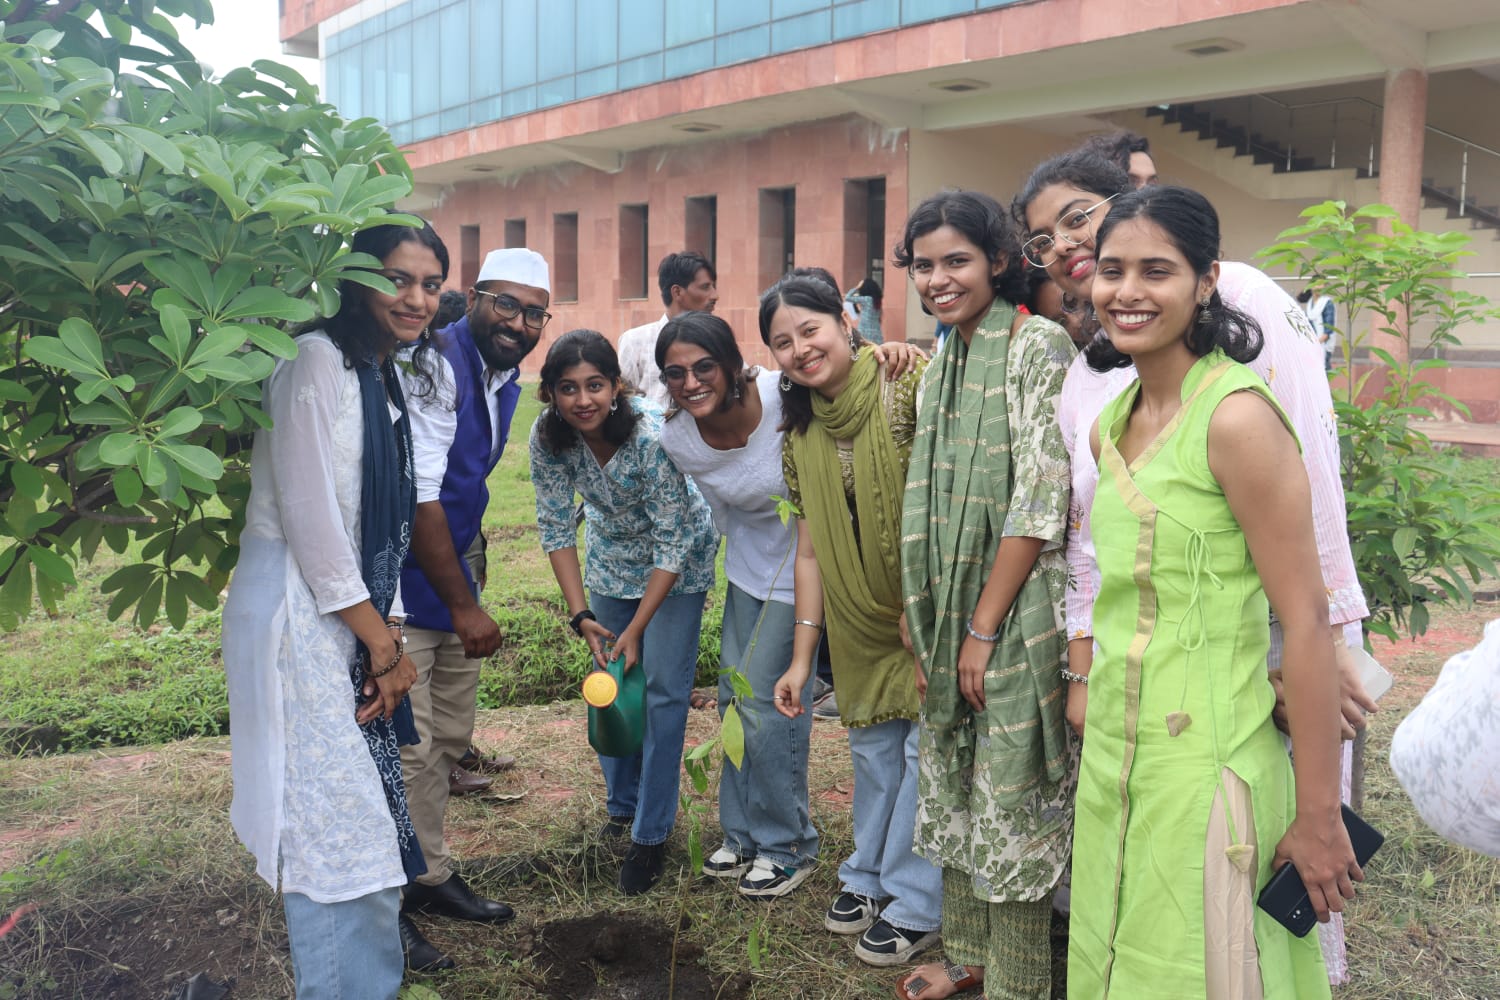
left=170, top=3, right=321, bottom=88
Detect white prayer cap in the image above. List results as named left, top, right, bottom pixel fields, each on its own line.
left=476, top=248, right=550, bottom=293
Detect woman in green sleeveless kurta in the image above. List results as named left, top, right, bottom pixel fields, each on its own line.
left=1069, top=186, right=1358, bottom=999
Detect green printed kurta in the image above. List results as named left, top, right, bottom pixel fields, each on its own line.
left=1070, top=354, right=1330, bottom=998
left=900, top=302, right=1078, bottom=902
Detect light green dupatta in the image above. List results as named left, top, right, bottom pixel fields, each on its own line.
left=900, top=300, right=1072, bottom=811
left=789, top=350, right=921, bottom=727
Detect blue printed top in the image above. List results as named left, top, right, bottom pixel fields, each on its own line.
left=529, top=396, right=718, bottom=598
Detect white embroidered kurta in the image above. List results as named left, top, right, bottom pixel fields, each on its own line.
left=223, top=332, right=407, bottom=903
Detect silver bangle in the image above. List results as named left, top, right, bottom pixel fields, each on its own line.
left=1060, top=668, right=1089, bottom=685
left=965, top=618, right=1000, bottom=642
left=794, top=619, right=824, bottom=631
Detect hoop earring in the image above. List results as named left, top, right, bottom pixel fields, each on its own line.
left=1197, top=298, right=1213, bottom=325
left=780, top=374, right=793, bottom=393
left=609, top=396, right=619, bottom=413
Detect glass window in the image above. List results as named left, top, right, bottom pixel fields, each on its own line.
left=470, top=0, right=501, bottom=96
left=538, top=75, right=575, bottom=107
left=771, top=9, right=830, bottom=52
left=619, top=204, right=649, bottom=299
left=413, top=113, right=441, bottom=139
left=618, top=53, right=663, bottom=90
left=471, top=95, right=502, bottom=122
left=440, top=3, right=469, bottom=110
left=576, top=0, right=618, bottom=70
left=504, top=219, right=527, bottom=249
left=413, top=13, right=441, bottom=116
left=537, top=0, right=576, bottom=80
left=502, top=87, right=538, bottom=117
left=388, top=26, right=414, bottom=125
left=833, top=0, right=898, bottom=38
left=664, top=40, right=714, bottom=78
left=413, top=0, right=442, bottom=16
left=773, top=0, right=828, bottom=16
left=685, top=195, right=717, bottom=264
left=715, top=24, right=769, bottom=64
left=900, top=0, right=969, bottom=24
left=338, top=49, right=362, bottom=119
left=362, top=38, right=386, bottom=124
left=664, top=0, right=713, bottom=47
left=501, top=0, right=537, bottom=92
left=575, top=65, right=618, bottom=99
left=716, top=0, right=767, bottom=32
left=619, top=0, right=664, bottom=60
left=440, top=106, right=469, bottom=134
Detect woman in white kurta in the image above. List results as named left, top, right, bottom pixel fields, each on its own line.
left=223, top=222, right=448, bottom=998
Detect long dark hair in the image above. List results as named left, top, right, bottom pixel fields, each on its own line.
left=757, top=275, right=863, bottom=436
left=1011, top=150, right=1132, bottom=233
left=654, top=311, right=749, bottom=418
left=320, top=220, right=448, bottom=399
left=893, top=189, right=1030, bottom=307
left=536, top=329, right=641, bottom=453
left=1083, top=185, right=1263, bottom=371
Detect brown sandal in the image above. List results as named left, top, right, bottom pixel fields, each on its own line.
left=688, top=687, right=717, bottom=711
left=895, top=960, right=982, bottom=1000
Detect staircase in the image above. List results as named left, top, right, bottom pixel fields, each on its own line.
left=1127, top=97, right=1500, bottom=242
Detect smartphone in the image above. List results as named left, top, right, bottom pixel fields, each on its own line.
left=1349, top=645, right=1394, bottom=703
left=1256, top=805, right=1384, bottom=937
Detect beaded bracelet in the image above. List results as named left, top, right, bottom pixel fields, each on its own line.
left=1060, top=668, right=1090, bottom=685
left=368, top=642, right=404, bottom=678
left=965, top=618, right=1000, bottom=643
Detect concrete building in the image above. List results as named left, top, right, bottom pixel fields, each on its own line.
left=280, top=0, right=1500, bottom=420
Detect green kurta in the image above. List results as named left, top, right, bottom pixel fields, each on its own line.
left=1070, top=353, right=1330, bottom=998
left=900, top=302, right=1078, bottom=901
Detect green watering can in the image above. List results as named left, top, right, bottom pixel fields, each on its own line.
left=583, top=653, right=646, bottom=758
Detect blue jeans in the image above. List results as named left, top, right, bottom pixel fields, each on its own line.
left=592, top=590, right=707, bottom=845
left=716, top=584, right=819, bottom=868
left=841, top=719, right=942, bottom=932
left=283, top=887, right=402, bottom=1000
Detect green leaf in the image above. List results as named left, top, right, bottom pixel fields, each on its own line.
left=113, top=466, right=144, bottom=507
left=113, top=123, right=185, bottom=172
left=219, top=285, right=316, bottom=323
left=9, top=462, right=45, bottom=501
left=27, top=546, right=76, bottom=587
left=157, top=442, right=224, bottom=480
left=156, top=406, right=203, bottom=439
left=721, top=702, right=745, bottom=770
left=1391, top=526, right=1417, bottom=560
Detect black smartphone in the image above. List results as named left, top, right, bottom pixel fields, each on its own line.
left=1255, top=805, right=1384, bottom=937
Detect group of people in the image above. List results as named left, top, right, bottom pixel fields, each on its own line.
left=222, top=131, right=1378, bottom=999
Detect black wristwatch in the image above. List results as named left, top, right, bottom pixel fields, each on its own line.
left=569, top=608, right=597, bottom=636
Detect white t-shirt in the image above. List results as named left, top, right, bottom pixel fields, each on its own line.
left=658, top=373, right=797, bottom=605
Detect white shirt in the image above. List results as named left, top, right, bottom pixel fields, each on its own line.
left=617, top=313, right=671, bottom=409
left=1058, top=262, right=1368, bottom=644
left=1305, top=294, right=1337, bottom=355
left=658, top=374, right=797, bottom=605
left=222, top=332, right=406, bottom=903
left=399, top=339, right=517, bottom=503
left=1391, top=618, right=1500, bottom=857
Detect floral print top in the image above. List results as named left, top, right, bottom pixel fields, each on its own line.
left=530, top=396, right=717, bottom=599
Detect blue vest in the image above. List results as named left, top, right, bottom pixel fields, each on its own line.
left=400, top=316, right=521, bottom=632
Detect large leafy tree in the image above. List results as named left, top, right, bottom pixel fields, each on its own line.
left=0, top=0, right=415, bottom=628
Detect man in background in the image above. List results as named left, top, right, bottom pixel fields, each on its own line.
left=617, top=250, right=718, bottom=408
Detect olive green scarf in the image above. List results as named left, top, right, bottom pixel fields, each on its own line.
left=790, top=350, right=919, bottom=727
left=900, top=300, right=1071, bottom=808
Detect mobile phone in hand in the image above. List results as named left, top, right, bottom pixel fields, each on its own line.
left=1256, top=805, right=1384, bottom=937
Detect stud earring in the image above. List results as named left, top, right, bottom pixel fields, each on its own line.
left=780, top=374, right=793, bottom=392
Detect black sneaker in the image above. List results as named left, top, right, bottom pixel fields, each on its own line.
left=619, top=841, right=667, bottom=895
left=823, top=890, right=880, bottom=934
left=854, top=918, right=940, bottom=966
left=702, top=846, right=752, bottom=879
left=598, top=816, right=633, bottom=840
left=737, top=857, right=814, bottom=899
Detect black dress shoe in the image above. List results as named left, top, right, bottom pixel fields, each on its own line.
left=399, top=913, right=456, bottom=973
left=403, top=872, right=515, bottom=924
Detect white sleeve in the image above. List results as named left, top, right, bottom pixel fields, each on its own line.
left=400, top=352, right=458, bottom=504
left=618, top=328, right=648, bottom=393
left=266, top=336, right=369, bottom=615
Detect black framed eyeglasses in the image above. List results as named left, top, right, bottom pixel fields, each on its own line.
left=473, top=288, right=552, bottom=331
left=659, top=359, right=721, bottom=386
left=1021, top=193, right=1119, bottom=269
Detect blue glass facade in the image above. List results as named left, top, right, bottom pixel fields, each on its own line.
left=324, top=0, right=1026, bottom=144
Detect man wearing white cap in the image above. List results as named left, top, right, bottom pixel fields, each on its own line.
left=394, top=248, right=552, bottom=970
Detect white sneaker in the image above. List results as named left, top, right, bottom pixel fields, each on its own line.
left=737, top=856, right=813, bottom=899
left=702, top=846, right=751, bottom=879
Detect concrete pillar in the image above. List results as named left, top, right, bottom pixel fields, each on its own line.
left=1374, top=67, right=1429, bottom=364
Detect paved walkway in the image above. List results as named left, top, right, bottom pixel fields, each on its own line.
left=1416, top=420, right=1500, bottom=457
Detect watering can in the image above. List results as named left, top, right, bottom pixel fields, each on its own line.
left=583, top=653, right=645, bottom=757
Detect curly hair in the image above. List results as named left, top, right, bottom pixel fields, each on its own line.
left=535, top=329, right=641, bottom=454
left=1083, top=185, right=1263, bottom=372
left=893, top=189, right=1031, bottom=309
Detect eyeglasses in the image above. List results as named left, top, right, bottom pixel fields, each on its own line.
left=659, top=359, right=721, bottom=386
left=1021, top=193, right=1119, bottom=269
left=472, top=288, right=552, bottom=331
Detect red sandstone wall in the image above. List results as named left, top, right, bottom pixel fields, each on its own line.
left=422, top=116, right=910, bottom=375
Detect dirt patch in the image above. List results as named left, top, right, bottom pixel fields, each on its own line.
left=525, top=911, right=751, bottom=1000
